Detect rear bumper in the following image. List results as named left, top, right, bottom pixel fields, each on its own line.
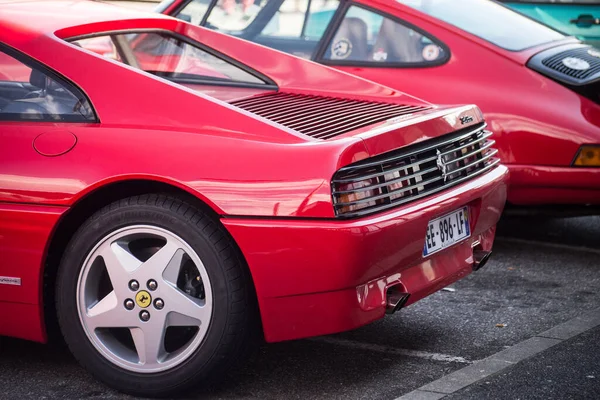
left=223, top=165, right=509, bottom=343
left=507, top=165, right=600, bottom=205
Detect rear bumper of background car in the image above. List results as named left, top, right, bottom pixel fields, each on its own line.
left=507, top=165, right=600, bottom=206
left=222, top=165, right=509, bottom=343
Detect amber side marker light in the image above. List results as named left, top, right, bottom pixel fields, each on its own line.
left=573, top=145, right=600, bottom=167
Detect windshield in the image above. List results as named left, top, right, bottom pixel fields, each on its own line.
left=398, top=0, right=567, bottom=51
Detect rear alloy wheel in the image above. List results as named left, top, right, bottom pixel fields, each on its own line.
left=56, top=195, right=256, bottom=397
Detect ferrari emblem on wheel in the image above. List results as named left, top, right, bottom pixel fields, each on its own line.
left=135, top=290, right=152, bottom=308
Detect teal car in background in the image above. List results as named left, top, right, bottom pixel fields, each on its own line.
left=500, top=1, right=600, bottom=47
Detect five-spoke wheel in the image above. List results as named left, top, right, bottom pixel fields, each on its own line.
left=77, top=225, right=213, bottom=373
left=56, top=195, right=256, bottom=397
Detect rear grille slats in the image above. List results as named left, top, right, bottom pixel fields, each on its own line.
left=439, top=133, right=493, bottom=157
left=333, top=138, right=494, bottom=189
left=335, top=174, right=445, bottom=207
left=334, top=166, right=440, bottom=194
left=341, top=158, right=502, bottom=217
left=332, top=125, right=500, bottom=218
left=333, top=157, right=435, bottom=184
left=445, top=148, right=498, bottom=176
left=231, top=92, right=430, bottom=140
left=451, top=140, right=495, bottom=164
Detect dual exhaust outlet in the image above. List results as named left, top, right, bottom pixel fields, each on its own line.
left=385, top=289, right=410, bottom=314
left=384, top=250, right=492, bottom=314
left=473, top=250, right=492, bottom=271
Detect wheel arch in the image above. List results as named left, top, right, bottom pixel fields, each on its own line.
left=42, top=178, right=260, bottom=342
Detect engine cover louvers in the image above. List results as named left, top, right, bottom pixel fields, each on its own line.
left=528, top=43, right=600, bottom=86
left=231, top=92, right=430, bottom=140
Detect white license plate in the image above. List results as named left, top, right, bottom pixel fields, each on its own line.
left=423, top=207, right=470, bottom=256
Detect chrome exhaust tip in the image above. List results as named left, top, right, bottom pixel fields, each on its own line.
left=473, top=250, right=492, bottom=271
left=385, top=290, right=410, bottom=314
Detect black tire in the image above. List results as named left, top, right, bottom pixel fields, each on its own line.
left=55, top=194, right=258, bottom=397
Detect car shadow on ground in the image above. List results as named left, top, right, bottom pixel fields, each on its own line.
left=1, top=215, right=598, bottom=399
left=0, top=333, right=443, bottom=400
left=497, top=214, right=600, bottom=248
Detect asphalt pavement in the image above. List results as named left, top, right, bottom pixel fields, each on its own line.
left=446, top=326, right=600, bottom=400
left=1, top=214, right=599, bottom=399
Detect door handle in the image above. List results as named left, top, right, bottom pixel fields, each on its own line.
left=570, top=14, right=600, bottom=28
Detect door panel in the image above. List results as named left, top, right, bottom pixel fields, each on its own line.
left=0, top=45, right=97, bottom=315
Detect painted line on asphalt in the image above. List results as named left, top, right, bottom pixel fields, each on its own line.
left=310, top=337, right=473, bottom=364
left=394, top=307, right=600, bottom=400
left=496, top=237, right=600, bottom=255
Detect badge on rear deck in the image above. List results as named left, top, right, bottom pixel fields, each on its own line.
left=460, top=115, right=474, bottom=125
left=0, top=276, right=21, bottom=286
left=562, top=57, right=590, bottom=71
left=588, top=48, right=600, bottom=58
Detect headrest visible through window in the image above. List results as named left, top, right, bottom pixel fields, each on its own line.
left=329, top=18, right=369, bottom=61
left=29, top=69, right=47, bottom=89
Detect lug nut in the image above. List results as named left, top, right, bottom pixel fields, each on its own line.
left=154, top=298, right=164, bottom=310
left=139, top=310, right=150, bottom=322
left=124, top=299, right=135, bottom=310
left=129, top=280, right=139, bottom=291
left=147, top=279, right=158, bottom=291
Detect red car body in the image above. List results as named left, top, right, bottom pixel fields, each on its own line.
left=161, top=0, right=600, bottom=214
left=0, top=0, right=508, bottom=350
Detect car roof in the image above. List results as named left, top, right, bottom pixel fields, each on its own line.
left=0, top=0, right=168, bottom=37
left=0, top=0, right=430, bottom=135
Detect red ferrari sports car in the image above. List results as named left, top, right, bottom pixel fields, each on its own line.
left=161, top=0, right=600, bottom=215
left=0, top=0, right=508, bottom=396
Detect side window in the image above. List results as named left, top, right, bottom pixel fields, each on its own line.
left=259, top=0, right=340, bottom=39
left=175, top=0, right=212, bottom=25
left=205, top=0, right=269, bottom=32
left=323, top=5, right=447, bottom=65
left=305, top=0, right=340, bottom=40
left=258, top=0, right=307, bottom=38
left=255, top=0, right=340, bottom=58
left=0, top=48, right=95, bottom=122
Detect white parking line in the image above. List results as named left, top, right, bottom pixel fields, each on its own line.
left=395, top=307, right=600, bottom=400
left=496, top=237, right=600, bottom=255
left=310, top=337, right=473, bottom=364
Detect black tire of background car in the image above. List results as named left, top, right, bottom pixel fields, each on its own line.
left=55, top=194, right=259, bottom=398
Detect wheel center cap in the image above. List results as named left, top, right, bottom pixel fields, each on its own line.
left=135, top=290, right=152, bottom=308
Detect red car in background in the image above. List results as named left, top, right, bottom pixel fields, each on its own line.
left=161, top=0, right=600, bottom=215
left=0, top=0, right=508, bottom=397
